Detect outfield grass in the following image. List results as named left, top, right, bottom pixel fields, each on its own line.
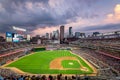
left=6, top=50, right=93, bottom=74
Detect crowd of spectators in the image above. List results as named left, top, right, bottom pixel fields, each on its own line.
left=0, top=50, right=25, bottom=66
left=0, top=42, right=33, bottom=52
left=70, top=37, right=120, bottom=79
left=72, top=49, right=120, bottom=80
left=0, top=42, right=43, bottom=80
left=0, top=71, right=106, bottom=80
left=74, top=38, right=120, bottom=58
left=0, top=68, right=18, bottom=79
left=0, top=40, right=120, bottom=80
left=0, top=42, right=38, bottom=66
left=74, top=38, right=120, bottom=75
left=0, top=42, right=39, bottom=56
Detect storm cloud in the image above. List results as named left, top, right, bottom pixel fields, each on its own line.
left=0, top=0, right=120, bottom=35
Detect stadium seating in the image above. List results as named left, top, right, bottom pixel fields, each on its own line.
left=0, top=40, right=120, bottom=80
left=76, top=39, right=120, bottom=58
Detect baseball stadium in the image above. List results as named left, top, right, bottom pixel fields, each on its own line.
left=0, top=0, right=120, bottom=80
left=0, top=23, right=119, bottom=80
left=0, top=28, right=120, bottom=80
left=0, top=39, right=120, bottom=80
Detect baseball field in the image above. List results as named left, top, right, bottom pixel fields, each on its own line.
left=5, top=50, right=95, bottom=74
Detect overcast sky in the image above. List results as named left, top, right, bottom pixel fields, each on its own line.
left=0, top=0, right=120, bottom=36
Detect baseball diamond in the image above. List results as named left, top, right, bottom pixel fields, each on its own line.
left=5, top=50, right=96, bottom=74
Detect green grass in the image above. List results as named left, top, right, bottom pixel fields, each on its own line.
left=62, top=60, right=80, bottom=68
left=6, top=50, right=93, bottom=74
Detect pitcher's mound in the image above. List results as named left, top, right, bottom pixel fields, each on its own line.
left=69, top=62, right=73, bottom=65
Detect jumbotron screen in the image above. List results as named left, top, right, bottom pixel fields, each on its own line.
left=12, top=33, right=20, bottom=42
left=6, top=32, right=27, bottom=42
left=6, top=32, right=12, bottom=42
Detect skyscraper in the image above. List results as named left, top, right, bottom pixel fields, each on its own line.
left=60, top=26, right=64, bottom=43
left=46, top=33, right=49, bottom=39
left=80, top=33, right=86, bottom=38
left=50, top=33, right=52, bottom=39
left=92, top=32, right=100, bottom=37
left=56, top=30, right=59, bottom=40
left=53, top=31, right=57, bottom=39
left=75, top=32, right=80, bottom=38
left=52, top=30, right=59, bottom=40
left=69, top=27, right=73, bottom=37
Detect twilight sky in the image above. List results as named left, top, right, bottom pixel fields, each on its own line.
left=0, top=0, right=120, bottom=36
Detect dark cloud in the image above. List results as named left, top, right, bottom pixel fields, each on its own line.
left=0, top=0, right=52, bottom=32
left=76, top=23, right=120, bottom=33
left=0, top=0, right=119, bottom=35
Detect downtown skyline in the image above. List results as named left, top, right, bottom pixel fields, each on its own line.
left=0, top=0, right=120, bottom=36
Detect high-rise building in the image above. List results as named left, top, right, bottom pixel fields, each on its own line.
left=46, top=33, right=49, bottom=39
left=56, top=30, right=59, bottom=39
left=53, top=31, right=57, bottom=39
left=75, top=32, right=80, bottom=38
left=92, top=32, right=100, bottom=37
left=50, top=33, right=52, bottom=39
left=80, top=33, right=86, bottom=38
left=74, top=32, right=86, bottom=38
left=52, top=30, right=59, bottom=40
left=60, top=26, right=64, bottom=43
left=69, top=27, right=73, bottom=37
